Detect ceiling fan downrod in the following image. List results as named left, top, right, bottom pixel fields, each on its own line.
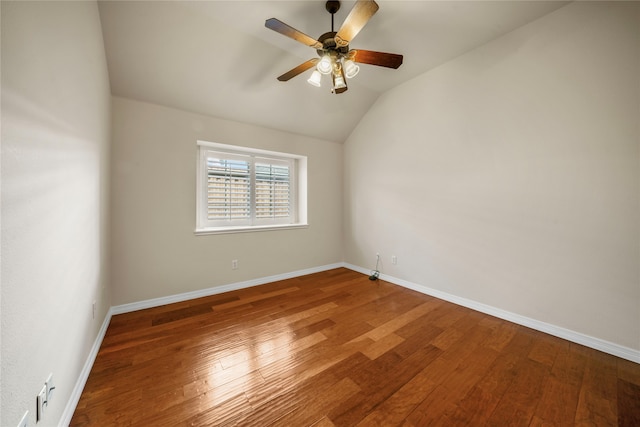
left=326, top=1, right=340, bottom=32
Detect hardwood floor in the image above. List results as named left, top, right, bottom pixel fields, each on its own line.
left=71, top=268, right=640, bottom=426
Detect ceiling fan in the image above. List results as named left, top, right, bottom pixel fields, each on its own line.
left=265, top=0, right=403, bottom=94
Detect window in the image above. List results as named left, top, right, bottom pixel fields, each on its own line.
left=196, top=141, right=307, bottom=234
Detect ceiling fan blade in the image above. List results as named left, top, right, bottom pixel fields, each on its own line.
left=335, top=0, right=379, bottom=47
left=277, top=58, right=319, bottom=82
left=265, top=18, right=323, bottom=49
left=350, top=49, right=403, bottom=69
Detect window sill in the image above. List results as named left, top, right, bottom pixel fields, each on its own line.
left=194, top=223, right=308, bottom=236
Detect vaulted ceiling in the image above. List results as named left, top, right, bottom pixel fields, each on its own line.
left=98, top=1, right=568, bottom=142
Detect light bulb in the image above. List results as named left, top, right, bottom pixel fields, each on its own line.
left=343, top=59, right=360, bottom=79
left=307, top=70, right=322, bottom=87
left=317, top=56, right=332, bottom=75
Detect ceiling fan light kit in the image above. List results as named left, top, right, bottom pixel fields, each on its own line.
left=266, top=0, right=403, bottom=95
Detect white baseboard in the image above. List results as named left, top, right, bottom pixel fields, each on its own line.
left=344, top=263, right=640, bottom=364
left=111, top=263, right=344, bottom=315
left=59, top=307, right=113, bottom=427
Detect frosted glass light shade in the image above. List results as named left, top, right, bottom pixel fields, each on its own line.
left=307, top=70, right=322, bottom=87
left=343, top=59, right=360, bottom=79
left=333, top=72, right=346, bottom=90
left=317, top=56, right=333, bottom=75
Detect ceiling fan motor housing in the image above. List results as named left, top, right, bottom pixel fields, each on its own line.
left=316, top=32, right=349, bottom=57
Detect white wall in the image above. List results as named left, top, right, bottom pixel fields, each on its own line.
left=344, top=2, right=640, bottom=352
left=1, top=1, right=112, bottom=426
left=110, top=97, right=343, bottom=305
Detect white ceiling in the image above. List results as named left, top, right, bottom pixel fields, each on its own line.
left=98, top=1, right=568, bottom=142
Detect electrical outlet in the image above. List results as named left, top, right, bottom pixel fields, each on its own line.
left=36, top=385, right=47, bottom=422
left=17, top=410, right=28, bottom=427
left=45, top=373, right=55, bottom=404
left=231, top=259, right=238, bottom=270
left=392, top=255, right=397, bottom=265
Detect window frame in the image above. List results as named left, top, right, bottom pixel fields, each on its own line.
left=195, top=140, right=308, bottom=235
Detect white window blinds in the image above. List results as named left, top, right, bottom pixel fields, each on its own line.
left=206, top=157, right=251, bottom=221
left=255, top=162, right=290, bottom=220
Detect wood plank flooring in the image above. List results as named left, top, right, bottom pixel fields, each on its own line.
left=71, top=268, right=640, bottom=426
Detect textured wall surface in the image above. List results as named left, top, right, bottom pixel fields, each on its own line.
left=344, top=2, right=640, bottom=351
left=110, top=97, right=343, bottom=305
left=1, top=1, right=112, bottom=425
